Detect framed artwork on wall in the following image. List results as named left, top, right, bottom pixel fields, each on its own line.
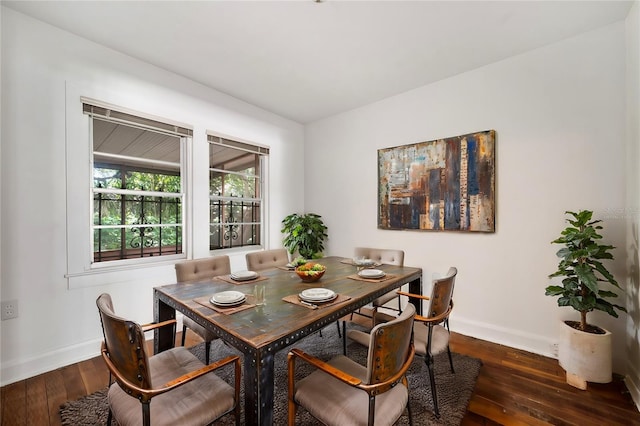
left=378, top=129, right=495, bottom=232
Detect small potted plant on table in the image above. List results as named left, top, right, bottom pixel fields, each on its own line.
left=546, top=210, right=626, bottom=389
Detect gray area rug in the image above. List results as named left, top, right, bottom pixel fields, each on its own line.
left=60, top=325, right=481, bottom=425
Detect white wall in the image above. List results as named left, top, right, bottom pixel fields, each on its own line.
left=305, top=22, right=633, bottom=375
left=625, top=0, right=640, bottom=409
left=0, top=8, right=304, bottom=385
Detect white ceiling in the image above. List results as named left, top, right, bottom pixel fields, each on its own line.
left=4, top=0, right=634, bottom=123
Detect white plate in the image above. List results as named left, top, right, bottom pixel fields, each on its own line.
left=299, top=292, right=337, bottom=303
left=353, top=257, right=375, bottom=266
left=230, top=270, right=258, bottom=281
left=210, top=291, right=246, bottom=305
left=299, top=288, right=336, bottom=302
left=358, top=269, right=386, bottom=279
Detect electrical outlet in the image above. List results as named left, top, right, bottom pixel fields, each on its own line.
left=1, top=299, right=19, bottom=320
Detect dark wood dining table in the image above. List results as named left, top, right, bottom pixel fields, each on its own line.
left=153, top=256, right=422, bottom=425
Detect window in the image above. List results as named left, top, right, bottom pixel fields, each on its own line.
left=208, top=134, right=268, bottom=250
left=84, top=102, right=191, bottom=263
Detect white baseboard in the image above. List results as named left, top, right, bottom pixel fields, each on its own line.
left=1, top=316, right=185, bottom=387
left=452, top=315, right=558, bottom=359
left=1, top=338, right=103, bottom=387
left=625, top=358, right=640, bottom=411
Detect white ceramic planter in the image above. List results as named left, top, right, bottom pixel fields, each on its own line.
left=558, top=320, right=612, bottom=389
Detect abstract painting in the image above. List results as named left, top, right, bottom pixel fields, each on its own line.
left=378, top=130, right=495, bottom=232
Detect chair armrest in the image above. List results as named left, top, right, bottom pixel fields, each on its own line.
left=140, top=319, right=177, bottom=333
left=414, top=301, right=453, bottom=324
left=357, top=345, right=415, bottom=395
left=396, top=290, right=430, bottom=301
left=162, top=355, right=240, bottom=387
left=288, top=348, right=361, bottom=386
left=101, top=343, right=239, bottom=402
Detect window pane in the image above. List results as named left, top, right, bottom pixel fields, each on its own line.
left=91, top=115, right=184, bottom=263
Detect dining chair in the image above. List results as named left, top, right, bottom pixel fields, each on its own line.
left=342, top=247, right=405, bottom=351
left=288, top=303, right=415, bottom=426
left=96, top=293, right=241, bottom=426
left=175, top=255, right=231, bottom=364
left=353, top=247, right=405, bottom=319
left=245, top=248, right=289, bottom=271
left=347, top=267, right=457, bottom=418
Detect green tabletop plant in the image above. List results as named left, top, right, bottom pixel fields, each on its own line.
left=281, top=213, right=328, bottom=260
left=546, top=210, right=626, bottom=333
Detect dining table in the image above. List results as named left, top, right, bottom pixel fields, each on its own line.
left=153, top=255, right=422, bottom=425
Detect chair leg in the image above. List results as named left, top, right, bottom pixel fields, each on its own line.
left=181, top=325, right=187, bottom=346
left=142, top=401, right=151, bottom=426
left=107, top=408, right=113, bottom=426
left=407, top=395, right=413, bottom=426
left=425, top=355, right=440, bottom=418
left=447, top=346, right=455, bottom=373
left=342, top=321, right=347, bottom=355
left=336, top=320, right=342, bottom=338
left=205, top=340, right=211, bottom=365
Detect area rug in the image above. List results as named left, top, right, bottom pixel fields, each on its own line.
left=60, top=325, right=481, bottom=425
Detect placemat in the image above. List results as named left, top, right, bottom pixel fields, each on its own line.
left=340, top=258, right=382, bottom=267
left=194, top=295, right=256, bottom=315
left=213, top=274, right=269, bottom=285
left=277, top=265, right=296, bottom=271
left=347, top=273, right=398, bottom=283
left=282, top=293, right=351, bottom=310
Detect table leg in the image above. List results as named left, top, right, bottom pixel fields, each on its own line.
left=408, top=277, right=423, bottom=316
left=244, top=350, right=275, bottom=425
left=153, top=295, right=175, bottom=354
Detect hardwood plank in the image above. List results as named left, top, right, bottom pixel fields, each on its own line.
left=44, top=369, right=66, bottom=426
left=1, top=380, right=26, bottom=426
left=25, top=375, right=49, bottom=426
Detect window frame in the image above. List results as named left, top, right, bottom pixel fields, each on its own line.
left=207, top=132, right=269, bottom=253
left=84, top=98, right=192, bottom=268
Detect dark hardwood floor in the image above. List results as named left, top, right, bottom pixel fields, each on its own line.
left=1, top=330, right=639, bottom=425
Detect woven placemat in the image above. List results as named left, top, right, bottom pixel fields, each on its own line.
left=213, top=274, right=269, bottom=285
left=194, top=295, right=256, bottom=315
left=282, top=293, right=351, bottom=310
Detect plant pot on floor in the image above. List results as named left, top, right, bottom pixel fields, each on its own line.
left=558, top=320, right=612, bottom=390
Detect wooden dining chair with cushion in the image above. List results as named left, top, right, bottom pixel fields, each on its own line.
left=288, top=304, right=415, bottom=426
left=175, top=255, right=231, bottom=364
left=245, top=248, right=289, bottom=271
left=348, top=267, right=457, bottom=418
left=96, top=293, right=241, bottom=426
left=353, top=247, right=405, bottom=318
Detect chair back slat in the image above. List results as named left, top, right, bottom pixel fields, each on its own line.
left=427, top=267, right=457, bottom=320
left=366, top=303, right=415, bottom=386
left=175, top=255, right=231, bottom=282
left=245, top=248, right=289, bottom=271
left=96, top=293, right=153, bottom=395
left=354, top=247, right=404, bottom=266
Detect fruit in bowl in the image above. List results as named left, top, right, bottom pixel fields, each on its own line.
left=295, top=262, right=326, bottom=282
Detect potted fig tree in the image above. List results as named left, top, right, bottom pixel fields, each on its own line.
left=546, top=210, right=626, bottom=389
left=281, top=213, right=328, bottom=260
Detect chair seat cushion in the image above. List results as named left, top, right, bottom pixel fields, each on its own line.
left=372, top=290, right=397, bottom=307
left=294, top=355, right=408, bottom=426
left=413, top=323, right=450, bottom=357
left=108, top=347, right=235, bottom=426
left=183, top=316, right=217, bottom=341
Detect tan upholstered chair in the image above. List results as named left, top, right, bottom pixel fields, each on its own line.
left=348, top=267, right=457, bottom=418
left=288, top=304, right=415, bottom=426
left=96, top=293, right=241, bottom=426
left=245, top=248, right=289, bottom=271
left=175, top=256, right=231, bottom=364
left=353, top=247, right=405, bottom=315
